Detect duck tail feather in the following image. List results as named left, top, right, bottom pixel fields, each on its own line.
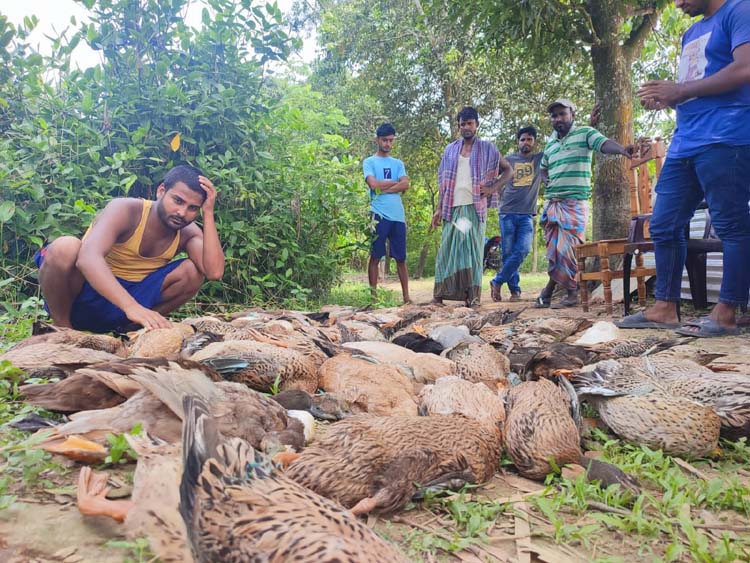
left=199, top=357, right=250, bottom=375
left=311, top=337, right=347, bottom=357
left=179, top=395, right=220, bottom=536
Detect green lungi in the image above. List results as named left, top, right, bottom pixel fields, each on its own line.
left=433, top=204, right=485, bottom=305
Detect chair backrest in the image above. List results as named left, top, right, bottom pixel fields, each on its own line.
left=628, top=138, right=666, bottom=216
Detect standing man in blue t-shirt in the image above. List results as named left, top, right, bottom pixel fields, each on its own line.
left=617, top=0, right=750, bottom=336
left=363, top=123, right=411, bottom=303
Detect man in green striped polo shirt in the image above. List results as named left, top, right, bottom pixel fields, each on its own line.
left=535, top=98, right=636, bottom=309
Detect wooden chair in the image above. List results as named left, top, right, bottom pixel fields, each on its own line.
left=577, top=139, right=666, bottom=314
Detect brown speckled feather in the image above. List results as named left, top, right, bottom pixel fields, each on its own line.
left=7, top=328, right=128, bottom=356
left=189, top=340, right=318, bottom=393
left=418, top=376, right=506, bottom=434
left=285, top=414, right=501, bottom=513
left=504, top=379, right=583, bottom=479
left=616, top=356, right=750, bottom=440
left=574, top=360, right=721, bottom=457
left=180, top=398, right=408, bottom=563
left=444, top=342, right=510, bottom=387
left=0, top=343, right=122, bottom=380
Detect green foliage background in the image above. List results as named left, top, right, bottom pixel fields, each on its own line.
left=0, top=0, right=367, bottom=311
left=0, top=0, right=686, bottom=312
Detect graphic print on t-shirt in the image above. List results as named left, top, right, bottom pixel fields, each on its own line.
left=678, top=31, right=711, bottom=104
left=513, top=161, right=535, bottom=187
left=383, top=168, right=392, bottom=180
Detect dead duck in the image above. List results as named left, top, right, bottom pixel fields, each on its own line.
left=128, top=364, right=308, bottom=452
left=77, top=436, right=191, bottom=563
left=7, top=327, right=128, bottom=357
left=523, top=343, right=597, bottom=381
left=391, top=332, right=445, bottom=355
left=272, top=389, right=351, bottom=421
left=283, top=414, right=501, bottom=515
left=38, top=363, right=307, bottom=459
left=336, top=319, right=388, bottom=342
left=19, top=358, right=220, bottom=414
left=511, top=317, right=593, bottom=348
left=317, top=353, right=418, bottom=416
left=188, top=339, right=319, bottom=394
left=418, top=376, right=505, bottom=435
left=126, top=323, right=196, bottom=358
left=341, top=340, right=456, bottom=387
left=443, top=341, right=510, bottom=389
left=0, top=343, right=123, bottom=381
left=573, top=360, right=721, bottom=458
left=523, top=337, right=687, bottom=381
left=180, top=396, right=409, bottom=562
left=616, top=356, right=750, bottom=441
left=504, top=376, right=639, bottom=492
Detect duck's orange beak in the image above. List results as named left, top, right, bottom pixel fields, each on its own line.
left=551, top=369, right=576, bottom=379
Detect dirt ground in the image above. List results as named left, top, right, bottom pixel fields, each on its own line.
left=1, top=281, right=749, bottom=562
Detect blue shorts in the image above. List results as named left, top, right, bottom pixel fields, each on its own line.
left=35, top=248, right=185, bottom=333
left=371, top=213, right=406, bottom=262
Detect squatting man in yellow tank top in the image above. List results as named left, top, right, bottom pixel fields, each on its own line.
left=35, top=165, right=225, bottom=333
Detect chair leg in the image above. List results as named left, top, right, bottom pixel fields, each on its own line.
left=579, top=272, right=589, bottom=312
left=686, top=251, right=709, bottom=310
left=623, top=253, right=633, bottom=316
left=578, top=254, right=589, bottom=312
left=635, top=253, right=647, bottom=308
left=600, top=248, right=613, bottom=315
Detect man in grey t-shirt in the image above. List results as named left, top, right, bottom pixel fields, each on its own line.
left=490, top=126, right=544, bottom=301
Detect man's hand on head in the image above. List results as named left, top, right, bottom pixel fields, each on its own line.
left=199, top=176, right=217, bottom=214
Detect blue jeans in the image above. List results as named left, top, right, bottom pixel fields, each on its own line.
left=649, top=144, right=750, bottom=306
left=491, top=214, right=534, bottom=294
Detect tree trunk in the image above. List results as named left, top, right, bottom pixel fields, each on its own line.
left=415, top=238, right=431, bottom=278
left=589, top=3, right=635, bottom=243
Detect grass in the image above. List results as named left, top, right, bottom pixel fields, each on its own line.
left=516, top=429, right=750, bottom=562
left=104, top=538, right=159, bottom=563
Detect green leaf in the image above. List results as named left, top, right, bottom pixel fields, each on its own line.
left=0, top=201, right=16, bottom=223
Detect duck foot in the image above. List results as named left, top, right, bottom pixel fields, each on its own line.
left=77, top=466, right=134, bottom=523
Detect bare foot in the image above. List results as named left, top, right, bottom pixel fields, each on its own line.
left=678, top=302, right=737, bottom=333
left=641, top=300, right=680, bottom=324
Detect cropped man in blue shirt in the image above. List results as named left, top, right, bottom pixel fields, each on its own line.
left=618, top=0, right=750, bottom=336
left=363, top=123, right=411, bottom=303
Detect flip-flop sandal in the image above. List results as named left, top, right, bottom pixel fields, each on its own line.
left=614, top=311, right=681, bottom=330
left=674, top=317, right=740, bottom=338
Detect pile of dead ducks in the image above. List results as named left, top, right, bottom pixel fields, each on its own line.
left=2, top=304, right=749, bottom=562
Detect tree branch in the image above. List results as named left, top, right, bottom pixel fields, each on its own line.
left=623, top=12, right=659, bottom=60
left=574, top=5, right=599, bottom=45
